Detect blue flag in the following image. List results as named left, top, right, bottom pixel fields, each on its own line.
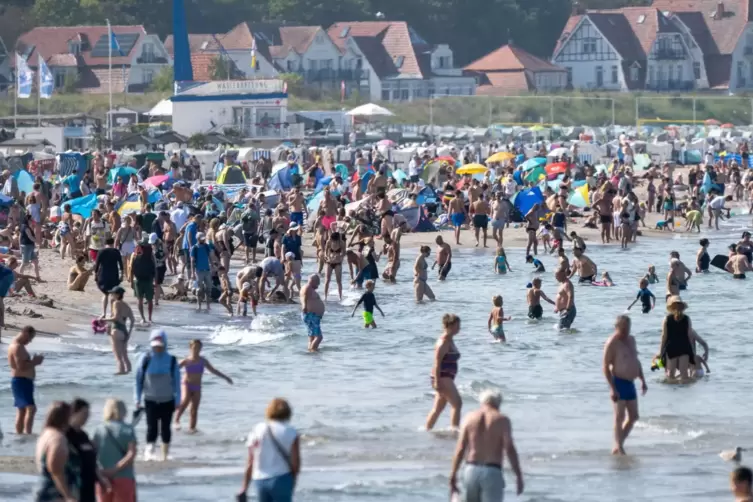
left=110, top=31, right=124, bottom=56
left=38, top=54, right=53, bottom=99
left=15, top=53, right=33, bottom=99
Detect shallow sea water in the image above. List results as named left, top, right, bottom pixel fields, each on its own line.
left=0, top=215, right=751, bottom=501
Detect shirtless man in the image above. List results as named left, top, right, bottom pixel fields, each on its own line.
left=467, top=179, right=481, bottom=208
left=300, top=274, right=325, bottom=352
left=527, top=277, right=555, bottom=320
left=449, top=390, right=524, bottom=501
left=319, top=188, right=338, bottom=231
left=106, top=201, right=122, bottom=236
left=8, top=326, right=43, bottom=434
left=288, top=187, right=305, bottom=229
left=100, top=286, right=134, bottom=374
left=448, top=190, right=466, bottom=245
left=669, top=251, right=692, bottom=290
left=524, top=204, right=541, bottom=256
left=592, top=194, right=613, bottom=244
left=433, top=236, right=453, bottom=281
left=491, top=192, right=508, bottom=244
left=602, top=315, right=647, bottom=455
left=726, top=248, right=752, bottom=279
left=471, top=194, right=491, bottom=248
left=382, top=223, right=404, bottom=282
left=569, top=247, right=598, bottom=284
left=555, top=269, right=576, bottom=330
left=236, top=265, right=261, bottom=293
left=557, top=247, right=570, bottom=274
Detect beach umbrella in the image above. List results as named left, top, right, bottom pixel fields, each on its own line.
left=392, top=168, right=408, bottom=184
left=377, top=139, right=395, bottom=147
left=704, top=119, right=721, bottom=126
left=567, top=184, right=590, bottom=208
left=547, top=147, right=568, bottom=157
left=520, top=157, right=546, bottom=171
left=456, top=163, right=488, bottom=175
left=109, top=166, right=138, bottom=184
left=524, top=166, right=546, bottom=183
left=345, top=103, right=394, bottom=117
left=545, top=162, right=568, bottom=176
left=144, top=174, right=170, bottom=188
left=486, top=151, right=515, bottom=163
left=117, top=200, right=141, bottom=216
left=436, top=156, right=456, bottom=164
left=721, top=123, right=735, bottom=129
left=67, top=194, right=99, bottom=218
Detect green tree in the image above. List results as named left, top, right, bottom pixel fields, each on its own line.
left=279, top=73, right=304, bottom=96
left=61, top=72, right=79, bottom=94
left=149, top=66, right=174, bottom=92
left=208, top=55, right=243, bottom=80
left=187, top=133, right=207, bottom=149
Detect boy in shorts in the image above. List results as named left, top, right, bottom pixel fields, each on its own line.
left=351, top=280, right=384, bottom=328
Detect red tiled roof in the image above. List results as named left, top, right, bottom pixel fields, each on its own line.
left=213, top=23, right=274, bottom=65
left=78, top=66, right=131, bottom=94
left=327, top=21, right=423, bottom=77
left=15, top=25, right=146, bottom=68
left=350, top=36, right=397, bottom=79
left=163, top=34, right=215, bottom=56
left=475, top=72, right=533, bottom=96
left=654, top=0, right=751, bottom=55
left=465, top=45, right=564, bottom=73
left=279, top=26, right=319, bottom=55
left=47, top=54, right=78, bottom=67
left=190, top=53, right=217, bottom=81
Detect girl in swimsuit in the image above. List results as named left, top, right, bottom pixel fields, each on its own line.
left=323, top=232, right=345, bottom=301
left=58, top=204, right=76, bottom=261
left=175, top=339, right=233, bottom=433
left=425, top=313, right=462, bottom=430
left=115, top=216, right=136, bottom=279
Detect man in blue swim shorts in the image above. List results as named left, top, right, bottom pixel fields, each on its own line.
left=300, top=274, right=325, bottom=352
left=602, top=315, right=647, bottom=455
left=448, top=189, right=466, bottom=246
left=8, top=326, right=44, bottom=434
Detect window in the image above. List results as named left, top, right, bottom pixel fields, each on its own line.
left=309, top=59, right=317, bottom=70
left=392, top=89, right=400, bottom=99
left=142, top=43, right=155, bottom=63
left=565, top=67, right=572, bottom=86
left=339, top=27, right=350, bottom=38
left=582, top=39, right=596, bottom=54
left=321, top=59, right=333, bottom=69
left=401, top=89, right=409, bottom=100
left=668, top=65, right=674, bottom=80
left=54, top=71, right=66, bottom=88
left=677, top=64, right=683, bottom=81
left=630, top=65, right=639, bottom=81
left=381, top=89, right=390, bottom=101
left=395, top=56, right=404, bottom=68
left=68, top=41, right=81, bottom=55
left=143, top=69, right=154, bottom=84
left=356, top=57, right=363, bottom=68
left=611, top=65, right=618, bottom=83
left=738, top=61, right=745, bottom=79
left=693, top=62, right=701, bottom=79
left=287, top=60, right=294, bottom=71
left=595, top=66, right=603, bottom=86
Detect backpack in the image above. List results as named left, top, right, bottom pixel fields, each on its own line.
left=139, top=353, right=177, bottom=393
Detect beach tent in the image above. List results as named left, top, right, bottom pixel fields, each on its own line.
left=116, top=189, right=162, bottom=215
left=415, top=186, right=438, bottom=206
left=268, top=165, right=293, bottom=192
left=567, top=184, right=590, bottom=208
left=216, top=164, right=247, bottom=184
left=513, top=186, right=544, bottom=219
left=520, top=157, right=546, bottom=171
left=67, top=194, right=99, bottom=218
left=315, top=176, right=332, bottom=193
left=13, top=169, right=34, bottom=195
left=353, top=169, right=375, bottom=193
left=307, top=191, right=325, bottom=215
left=392, top=168, right=408, bottom=185
left=398, top=206, right=435, bottom=232
left=420, top=161, right=441, bottom=183
left=109, top=166, right=138, bottom=184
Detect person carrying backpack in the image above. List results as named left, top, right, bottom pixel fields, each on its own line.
left=134, top=330, right=181, bottom=461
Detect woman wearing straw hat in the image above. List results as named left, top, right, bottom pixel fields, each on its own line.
left=657, top=296, right=695, bottom=381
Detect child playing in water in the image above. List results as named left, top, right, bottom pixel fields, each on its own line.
left=526, top=254, right=545, bottom=273
left=494, top=247, right=512, bottom=274
left=591, top=271, right=614, bottom=286
left=538, top=224, right=552, bottom=253
left=627, top=278, right=655, bottom=314
left=690, top=329, right=711, bottom=378
left=217, top=266, right=233, bottom=315
left=283, top=251, right=301, bottom=295
left=175, top=339, right=233, bottom=433
left=644, top=265, right=659, bottom=284
left=684, top=207, right=703, bottom=233
left=237, top=282, right=258, bottom=317
left=351, top=280, right=384, bottom=328
left=487, top=295, right=511, bottom=341
left=526, top=277, right=555, bottom=320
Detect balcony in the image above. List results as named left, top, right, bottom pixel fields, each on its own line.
left=652, top=49, right=685, bottom=60
left=645, top=80, right=695, bottom=91
left=296, top=68, right=370, bottom=82
left=240, top=122, right=304, bottom=140
left=136, top=56, right=168, bottom=65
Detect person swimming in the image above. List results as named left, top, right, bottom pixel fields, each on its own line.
left=696, top=238, right=711, bottom=273
left=487, top=295, right=511, bottom=342
left=526, top=254, right=545, bottom=273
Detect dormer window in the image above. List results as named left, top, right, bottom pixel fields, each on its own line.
left=68, top=41, right=81, bottom=55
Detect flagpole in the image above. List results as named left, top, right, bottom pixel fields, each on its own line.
left=107, top=19, right=113, bottom=147
left=37, top=53, right=41, bottom=126
left=13, top=83, right=17, bottom=129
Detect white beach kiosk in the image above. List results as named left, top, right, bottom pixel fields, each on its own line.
left=170, top=79, right=304, bottom=143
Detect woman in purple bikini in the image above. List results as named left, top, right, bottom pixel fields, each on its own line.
left=174, top=339, right=233, bottom=433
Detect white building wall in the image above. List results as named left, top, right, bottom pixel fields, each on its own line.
left=672, top=18, right=710, bottom=89
left=301, top=30, right=341, bottom=70
left=128, top=34, right=172, bottom=88
left=553, top=19, right=626, bottom=90
left=534, top=71, right=567, bottom=90
left=227, top=50, right=279, bottom=78
left=343, top=38, right=380, bottom=101
left=172, top=99, right=287, bottom=137
left=730, top=23, right=753, bottom=91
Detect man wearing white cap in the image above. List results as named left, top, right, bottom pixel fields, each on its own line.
left=134, top=329, right=181, bottom=461
left=190, top=231, right=215, bottom=312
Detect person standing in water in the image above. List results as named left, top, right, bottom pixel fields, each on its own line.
left=426, top=314, right=462, bottom=431
left=471, top=193, right=491, bottom=248
left=100, top=286, right=134, bottom=374
left=174, top=339, right=233, bottom=433
left=448, top=189, right=466, bottom=245
left=726, top=247, right=752, bottom=279
left=351, top=280, right=385, bottom=328
left=555, top=269, right=576, bottom=330
left=8, top=326, right=43, bottom=434
left=696, top=238, right=711, bottom=273
left=449, top=390, right=524, bottom=501
left=415, top=246, right=436, bottom=302
left=301, top=274, right=325, bottom=352
left=433, top=236, right=452, bottom=281
left=602, top=315, right=647, bottom=455
left=527, top=278, right=555, bottom=320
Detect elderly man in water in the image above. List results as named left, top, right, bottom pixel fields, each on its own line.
left=300, top=274, right=325, bottom=352
left=602, top=315, right=647, bottom=455
left=449, top=390, right=524, bottom=502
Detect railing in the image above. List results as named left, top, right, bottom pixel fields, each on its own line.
left=136, top=56, right=169, bottom=65
left=295, top=68, right=370, bottom=82
left=653, top=49, right=686, bottom=60
left=240, top=122, right=305, bottom=140
left=645, top=80, right=694, bottom=91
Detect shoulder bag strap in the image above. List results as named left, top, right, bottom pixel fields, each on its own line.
left=266, top=425, right=294, bottom=476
